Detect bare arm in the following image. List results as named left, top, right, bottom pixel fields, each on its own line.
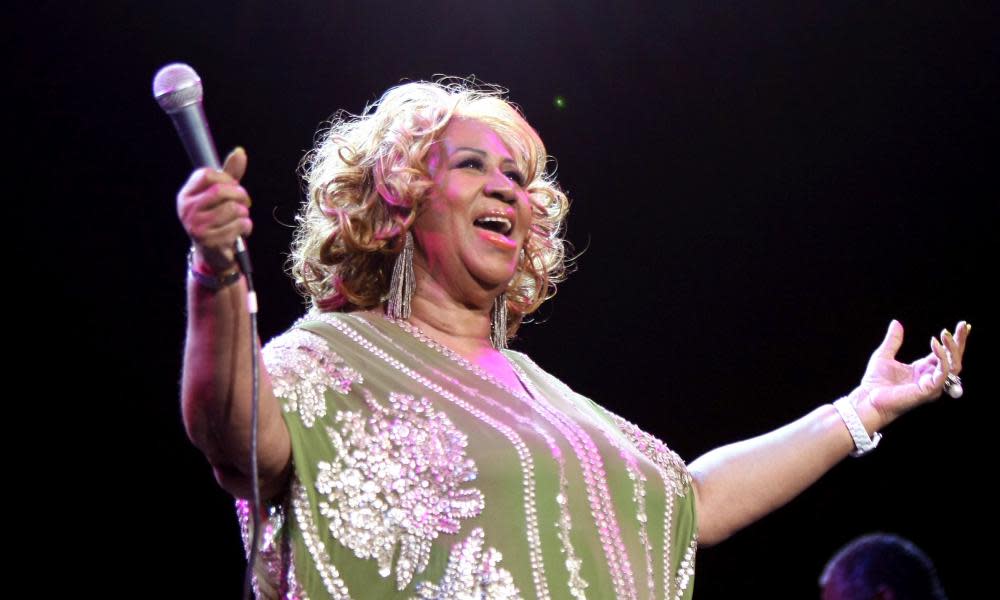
left=178, top=148, right=291, bottom=500
left=689, top=319, right=969, bottom=546
left=689, top=402, right=859, bottom=546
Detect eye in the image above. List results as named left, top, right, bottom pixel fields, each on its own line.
left=456, top=157, right=485, bottom=171
left=505, top=170, right=526, bottom=187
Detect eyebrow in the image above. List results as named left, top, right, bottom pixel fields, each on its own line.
left=454, top=146, right=487, bottom=156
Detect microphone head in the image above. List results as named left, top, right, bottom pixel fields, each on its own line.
left=153, top=63, right=204, bottom=113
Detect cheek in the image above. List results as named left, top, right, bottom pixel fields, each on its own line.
left=425, top=182, right=466, bottom=218
left=420, top=234, right=448, bottom=258
left=416, top=186, right=458, bottom=229
left=518, top=197, right=535, bottom=235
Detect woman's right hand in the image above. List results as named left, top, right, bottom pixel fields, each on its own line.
left=177, top=147, right=253, bottom=274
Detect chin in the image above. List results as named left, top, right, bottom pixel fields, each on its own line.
left=469, top=266, right=518, bottom=293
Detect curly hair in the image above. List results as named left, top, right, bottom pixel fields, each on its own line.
left=291, top=78, right=570, bottom=342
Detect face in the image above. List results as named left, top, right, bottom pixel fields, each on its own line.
left=412, top=118, right=534, bottom=304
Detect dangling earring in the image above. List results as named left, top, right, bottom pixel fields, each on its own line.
left=491, top=292, right=508, bottom=349
left=387, top=230, right=414, bottom=319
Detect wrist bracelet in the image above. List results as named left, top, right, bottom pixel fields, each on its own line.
left=187, top=247, right=242, bottom=290
left=833, top=396, right=882, bottom=457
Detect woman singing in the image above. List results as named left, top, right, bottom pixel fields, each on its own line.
left=176, top=80, right=969, bottom=599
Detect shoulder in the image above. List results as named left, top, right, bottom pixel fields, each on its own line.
left=263, top=312, right=365, bottom=428
left=262, top=311, right=370, bottom=367
left=262, top=314, right=352, bottom=380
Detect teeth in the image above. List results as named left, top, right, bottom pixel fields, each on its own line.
left=474, top=216, right=512, bottom=235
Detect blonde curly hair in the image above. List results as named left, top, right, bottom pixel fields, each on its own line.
left=292, top=78, right=570, bottom=341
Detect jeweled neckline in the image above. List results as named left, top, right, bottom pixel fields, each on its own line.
left=381, top=315, right=535, bottom=402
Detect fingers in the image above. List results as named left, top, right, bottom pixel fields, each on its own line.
left=926, top=336, right=952, bottom=394
left=187, top=198, right=252, bottom=237
left=178, top=147, right=250, bottom=203
left=177, top=148, right=253, bottom=273
left=188, top=204, right=253, bottom=273
left=195, top=218, right=253, bottom=256
left=179, top=180, right=251, bottom=236
left=941, top=329, right=961, bottom=375
left=223, top=146, right=248, bottom=183
left=938, top=320, right=971, bottom=375
left=955, top=321, right=971, bottom=347
left=954, top=320, right=970, bottom=368
left=910, top=354, right=938, bottom=378
left=178, top=148, right=252, bottom=232
left=189, top=178, right=251, bottom=211
left=874, top=319, right=905, bottom=360
left=180, top=164, right=237, bottom=197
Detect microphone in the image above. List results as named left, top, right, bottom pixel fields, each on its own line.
left=156, top=65, right=263, bottom=600
left=152, top=63, right=251, bottom=269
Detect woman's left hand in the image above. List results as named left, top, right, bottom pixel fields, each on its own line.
left=857, top=319, right=970, bottom=427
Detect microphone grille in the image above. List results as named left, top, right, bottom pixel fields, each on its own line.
left=153, top=63, right=204, bottom=113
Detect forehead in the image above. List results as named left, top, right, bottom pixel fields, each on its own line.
left=438, top=118, right=516, bottom=161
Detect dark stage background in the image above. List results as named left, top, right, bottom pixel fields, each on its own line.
left=20, top=1, right=996, bottom=597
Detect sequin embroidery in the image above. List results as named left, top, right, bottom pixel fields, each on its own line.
left=237, top=498, right=295, bottom=599
left=354, top=318, right=590, bottom=599
left=609, top=415, right=691, bottom=497
left=312, top=313, right=553, bottom=600
left=674, top=535, right=698, bottom=599
left=264, top=329, right=363, bottom=428
left=292, top=478, right=352, bottom=599
left=316, top=390, right=485, bottom=590
left=601, top=431, right=657, bottom=598
left=413, top=528, right=522, bottom=600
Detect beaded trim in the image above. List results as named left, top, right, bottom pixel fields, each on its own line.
left=304, top=313, right=551, bottom=600
left=291, top=478, right=352, bottom=599
left=508, top=357, right=638, bottom=600
left=521, top=359, right=696, bottom=599
left=600, top=430, right=656, bottom=597
left=606, top=414, right=692, bottom=496
left=236, top=498, right=292, bottom=599
left=384, top=317, right=637, bottom=600
left=674, top=535, right=698, bottom=599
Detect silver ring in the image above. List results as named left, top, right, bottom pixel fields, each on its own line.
left=944, top=373, right=963, bottom=399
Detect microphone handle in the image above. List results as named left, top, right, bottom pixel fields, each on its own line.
left=169, top=104, right=252, bottom=271
left=170, top=103, right=222, bottom=170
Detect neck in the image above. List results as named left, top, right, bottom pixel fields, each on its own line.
left=405, top=267, right=496, bottom=363
left=396, top=298, right=526, bottom=395
left=374, top=272, right=525, bottom=392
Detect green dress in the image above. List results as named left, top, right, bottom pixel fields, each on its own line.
left=238, top=311, right=697, bottom=600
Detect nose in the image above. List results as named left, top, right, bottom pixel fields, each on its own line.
left=484, top=170, right=516, bottom=204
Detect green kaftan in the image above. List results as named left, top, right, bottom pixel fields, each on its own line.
left=240, top=311, right=697, bottom=600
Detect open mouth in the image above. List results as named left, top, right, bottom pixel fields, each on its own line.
left=473, top=216, right=513, bottom=236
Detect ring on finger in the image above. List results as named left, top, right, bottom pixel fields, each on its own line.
left=944, top=373, right=963, bottom=399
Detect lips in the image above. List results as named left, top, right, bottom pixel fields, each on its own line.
left=473, top=215, right=513, bottom=235
left=472, top=209, right=515, bottom=236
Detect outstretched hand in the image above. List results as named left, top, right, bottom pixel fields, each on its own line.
left=858, top=320, right=970, bottom=426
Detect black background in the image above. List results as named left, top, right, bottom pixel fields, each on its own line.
left=18, top=1, right=996, bottom=597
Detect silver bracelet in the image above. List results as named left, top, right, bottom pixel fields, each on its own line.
left=833, top=396, right=882, bottom=457
left=187, top=247, right=242, bottom=290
